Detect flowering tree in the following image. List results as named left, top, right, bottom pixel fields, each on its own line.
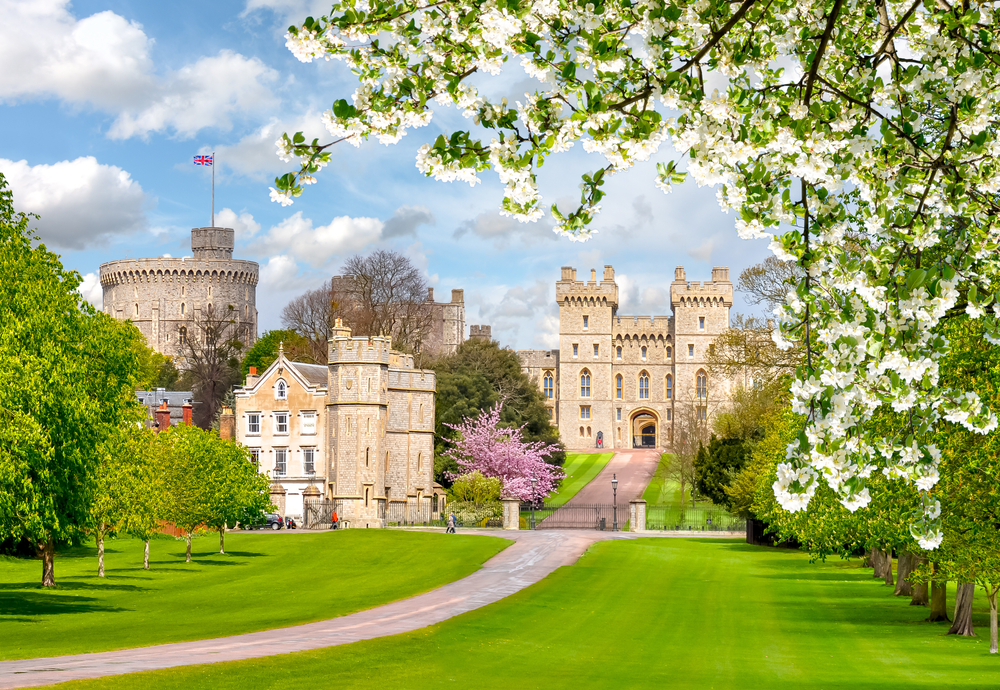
left=274, top=0, right=1000, bottom=548
left=446, top=403, right=563, bottom=502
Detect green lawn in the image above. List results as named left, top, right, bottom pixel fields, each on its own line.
left=58, top=538, right=1000, bottom=690
left=642, top=454, right=744, bottom=531
left=1, top=530, right=508, bottom=660
left=545, top=452, right=614, bottom=507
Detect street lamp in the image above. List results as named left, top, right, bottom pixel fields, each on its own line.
left=530, top=476, right=537, bottom=530
left=612, top=473, right=619, bottom=531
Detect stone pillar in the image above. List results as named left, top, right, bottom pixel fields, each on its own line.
left=502, top=497, right=520, bottom=530
left=270, top=484, right=287, bottom=518
left=629, top=499, right=647, bottom=533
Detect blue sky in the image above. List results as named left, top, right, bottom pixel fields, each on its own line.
left=0, top=0, right=774, bottom=349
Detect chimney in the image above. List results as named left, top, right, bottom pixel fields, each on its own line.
left=674, top=266, right=686, bottom=282
left=451, top=288, right=464, bottom=304
left=560, top=266, right=576, bottom=281
left=712, top=267, right=730, bottom=283
left=246, top=365, right=259, bottom=387
left=427, top=287, right=434, bottom=302
left=603, top=265, right=615, bottom=281
left=155, top=401, right=170, bottom=432
left=590, top=268, right=596, bottom=282
left=219, top=406, right=235, bottom=441
left=182, top=401, right=193, bottom=426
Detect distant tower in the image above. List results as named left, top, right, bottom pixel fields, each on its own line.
left=468, top=325, right=492, bottom=341
left=100, top=227, right=259, bottom=359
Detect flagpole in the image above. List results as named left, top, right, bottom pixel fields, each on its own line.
left=211, top=151, right=216, bottom=227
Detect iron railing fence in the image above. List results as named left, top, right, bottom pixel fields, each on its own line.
left=302, top=499, right=345, bottom=529
left=644, top=505, right=746, bottom=532
left=385, top=501, right=435, bottom=526
left=523, top=502, right=629, bottom=531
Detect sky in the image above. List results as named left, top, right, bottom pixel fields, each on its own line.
left=0, top=0, right=775, bottom=350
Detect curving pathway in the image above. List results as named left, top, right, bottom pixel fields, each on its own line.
left=0, top=530, right=645, bottom=689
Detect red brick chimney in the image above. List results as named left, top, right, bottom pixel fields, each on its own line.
left=182, top=401, right=193, bottom=426
left=219, top=406, right=235, bottom=441
left=155, top=401, right=170, bottom=432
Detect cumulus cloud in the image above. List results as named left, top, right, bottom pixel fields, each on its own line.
left=259, top=254, right=308, bottom=292
left=78, top=272, right=103, bottom=309
left=383, top=206, right=434, bottom=239
left=0, top=1, right=277, bottom=139
left=0, top=156, right=147, bottom=249
left=216, top=208, right=261, bottom=240
left=250, top=212, right=384, bottom=267
left=242, top=0, right=334, bottom=27
left=454, top=211, right=554, bottom=248
left=213, top=112, right=328, bottom=177
left=475, top=280, right=558, bottom=347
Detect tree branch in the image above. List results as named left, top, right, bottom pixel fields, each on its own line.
left=804, top=0, right=845, bottom=105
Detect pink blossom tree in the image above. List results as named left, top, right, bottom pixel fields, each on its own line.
left=446, top=403, right=564, bottom=503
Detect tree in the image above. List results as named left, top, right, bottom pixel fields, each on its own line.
left=670, top=403, right=711, bottom=510
left=241, top=329, right=313, bottom=377
left=156, top=425, right=212, bottom=562
left=274, top=0, right=1000, bottom=549
left=694, top=435, right=750, bottom=510
left=448, top=470, right=503, bottom=503
left=707, top=316, right=800, bottom=390
left=121, top=429, right=162, bottom=571
left=736, top=257, right=804, bottom=314
left=133, top=339, right=182, bottom=391
left=445, top=403, right=564, bottom=502
left=182, top=304, right=245, bottom=428
left=662, top=452, right=697, bottom=512
left=280, top=284, right=334, bottom=364
left=203, top=436, right=272, bottom=554
left=0, top=175, right=144, bottom=586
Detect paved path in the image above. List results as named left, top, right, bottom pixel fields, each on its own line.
left=0, top=530, right=638, bottom=689
left=538, top=449, right=661, bottom=528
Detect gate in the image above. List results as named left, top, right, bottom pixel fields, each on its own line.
left=385, top=501, right=434, bottom=526
left=303, top=499, right=344, bottom=529
left=522, top=503, right=626, bottom=531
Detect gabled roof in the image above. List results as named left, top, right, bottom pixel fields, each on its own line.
left=291, top=362, right=328, bottom=387
left=236, top=352, right=327, bottom=396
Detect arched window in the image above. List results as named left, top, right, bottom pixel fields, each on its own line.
left=665, top=375, right=673, bottom=400
left=543, top=372, right=554, bottom=399
left=179, top=327, right=187, bottom=345
left=181, top=303, right=186, bottom=316
left=616, top=374, right=623, bottom=400
left=696, top=371, right=708, bottom=400
left=587, top=426, right=592, bottom=438
left=641, top=346, right=647, bottom=360
left=639, top=372, right=649, bottom=399
left=666, top=346, right=672, bottom=359
left=134, top=303, right=140, bottom=316
left=276, top=379, right=287, bottom=400
left=579, top=426, right=585, bottom=438
left=580, top=370, right=591, bottom=398
left=616, top=346, right=622, bottom=359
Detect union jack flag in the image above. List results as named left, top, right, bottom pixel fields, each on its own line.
left=193, top=155, right=213, bottom=166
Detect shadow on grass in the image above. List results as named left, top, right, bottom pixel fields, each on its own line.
left=0, top=581, right=148, bottom=592
left=0, top=592, right=128, bottom=619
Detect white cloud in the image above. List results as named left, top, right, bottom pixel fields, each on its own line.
left=250, top=212, right=384, bottom=267
left=242, top=0, right=334, bottom=27
left=214, top=113, right=326, bottom=176
left=259, top=254, right=307, bottom=292
left=687, top=233, right=722, bottom=262
left=454, top=210, right=555, bottom=248
left=475, top=280, right=557, bottom=348
left=0, top=1, right=278, bottom=139
left=1, top=156, right=147, bottom=249
left=78, top=272, right=103, bottom=309
left=216, top=208, right=261, bottom=240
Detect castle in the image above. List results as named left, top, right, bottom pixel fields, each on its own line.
left=518, top=265, right=732, bottom=449
left=100, top=227, right=259, bottom=358
left=233, top=320, right=436, bottom=527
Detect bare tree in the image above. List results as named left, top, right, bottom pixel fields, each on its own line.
left=737, top=256, right=803, bottom=313
left=280, top=284, right=333, bottom=364
left=181, top=304, right=244, bottom=428
left=669, top=403, right=711, bottom=511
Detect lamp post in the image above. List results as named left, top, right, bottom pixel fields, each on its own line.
left=612, top=473, right=619, bottom=531
left=530, top=476, right=537, bottom=530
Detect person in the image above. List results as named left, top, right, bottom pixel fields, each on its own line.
left=446, top=512, right=456, bottom=534
left=331, top=510, right=339, bottom=530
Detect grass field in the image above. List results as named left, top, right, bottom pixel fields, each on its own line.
left=642, top=453, right=744, bottom=531
left=545, top=452, right=614, bottom=507
left=51, top=538, right=1000, bottom=690
left=0, top=530, right=508, bottom=660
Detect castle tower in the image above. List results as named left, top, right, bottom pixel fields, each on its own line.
left=99, top=227, right=258, bottom=359
left=556, top=266, right=618, bottom=447
left=670, top=266, right=733, bottom=423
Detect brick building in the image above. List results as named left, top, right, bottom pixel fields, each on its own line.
left=519, top=265, right=733, bottom=450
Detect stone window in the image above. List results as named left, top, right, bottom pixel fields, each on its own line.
left=616, top=408, right=622, bottom=421
left=593, top=344, right=599, bottom=358
left=275, top=412, right=289, bottom=434
left=179, top=327, right=187, bottom=345
left=366, top=447, right=370, bottom=467
left=134, top=303, right=139, bottom=316
left=616, top=346, right=622, bottom=359
left=579, top=426, right=584, bottom=438
left=639, top=372, right=649, bottom=399
left=580, top=370, right=591, bottom=398
left=583, top=315, right=589, bottom=329
left=301, top=411, right=317, bottom=435
left=699, top=316, right=705, bottom=330
left=666, top=346, right=672, bottom=359
left=303, top=448, right=315, bottom=474
left=419, top=403, right=424, bottom=423
left=616, top=428, right=621, bottom=441
left=346, top=417, right=352, bottom=434
left=641, top=346, right=647, bottom=360
left=247, top=412, right=261, bottom=435
left=548, top=408, right=554, bottom=420
left=543, top=372, right=554, bottom=399
left=587, top=426, right=592, bottom=438
left=417, top=452, right=422, bottom=471
left=665, top=375, right=673, bottom=400
left=709, top=344, right=716, bottom=356
left=696, top=370, right=708, bottom=400
left=616, top=374, right=623, bottom=400
left=274, top=449, right=287, bottom=476
left=666, top=409, right=673, bottom=421
left=181, top=303, right=186, bottom=315
left=580, top=405, right=591, bottom=420
left=276, top=379, right=287, bottom=400
left=698, top=407, right=708, bottom=421
left=386, top=451, right=391, bottom=473
left=688, top=344, right=694, bottom=358
left=573, top=343, right=579, bottom=357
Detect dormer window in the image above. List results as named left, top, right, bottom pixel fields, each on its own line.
left=276, top=379, right=287, bottom=400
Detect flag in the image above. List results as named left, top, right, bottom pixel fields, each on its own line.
left=193, top=155, right=214, bottom=166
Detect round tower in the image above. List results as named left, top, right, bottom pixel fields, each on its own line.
left=99, top=227, right=259, bottom=360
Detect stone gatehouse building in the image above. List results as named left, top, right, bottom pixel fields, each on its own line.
left=100, top=227, right=258, bottom=359
left=234, top=320, right=435, bottom=528
left=518, top=265, right=732, bottom=450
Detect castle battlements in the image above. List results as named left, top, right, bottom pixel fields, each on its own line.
left=556, top=266, right=619, bottom=307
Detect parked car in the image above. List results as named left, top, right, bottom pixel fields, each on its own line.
left=245, top=512, right=284, bottom=530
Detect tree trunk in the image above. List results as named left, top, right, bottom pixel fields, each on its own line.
left=40, top=538, right=56, bottom=588
left=869, top=548, right=882, bottom=577
left=219, top=525, right=225, bottom=554
left=144, top=539, right=150, bottom=570
left=911, top=556, right=929, bottom=605
left=929, top=567, right=950, bottom=622
left=989, top=590, right=998, bottom=654
left=948, top=583, right=976, bottom=636
left=97, top=525, right=105, bottom=578
left=882, top=550, right=894, bottom=586
left=185, top=533, right=192, bottom=563
left=678, top=476, right=685, bottom=508
left=895, top=553, right=914, bottom=596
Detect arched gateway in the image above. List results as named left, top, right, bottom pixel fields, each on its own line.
left=630, top=409, right=659, bottom=448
